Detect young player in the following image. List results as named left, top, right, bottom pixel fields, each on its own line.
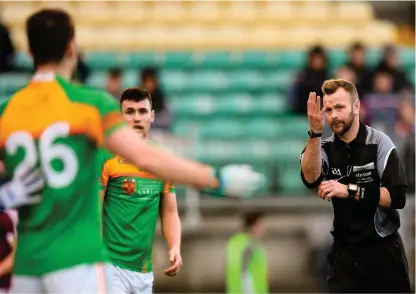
left=100, top=87, right=182, bottom=294
left=0, top=9, right=264, bottom=293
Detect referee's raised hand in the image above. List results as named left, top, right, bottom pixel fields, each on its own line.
left=307, top=92, right=327, bottom=133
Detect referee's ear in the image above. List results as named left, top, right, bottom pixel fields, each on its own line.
left=353, top=99, right=360, bottom=115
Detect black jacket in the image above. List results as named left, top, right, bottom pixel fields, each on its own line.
left=300, top=122, right=407, bottom=243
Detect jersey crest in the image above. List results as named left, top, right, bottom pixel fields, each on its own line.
left=122, top=178, right=136, bottom=194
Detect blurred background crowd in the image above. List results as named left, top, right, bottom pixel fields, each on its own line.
left=0, top=1, right=414, bottom=293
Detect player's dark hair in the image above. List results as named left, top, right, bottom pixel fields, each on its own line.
left=26, top=9, right=75, bottom=68
left=242, top=211, right=265, bottom=230
left=120, top=87, right=152, bottom=107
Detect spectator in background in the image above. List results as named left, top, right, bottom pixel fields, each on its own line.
left=140, top=67, right=171, bottom=131
left=374, top=45, right=410, bottom=93
left=345, top=42, right=372, bottom=97
left=0, top=22, right=15, bottom=73
left=0, top=209, right=17, bottom=293
left=75, top=54, right=90, bottom=84
left=226, top=211, right=268, bottom=294
left=364, top=72, right=399, bottom=137
left=105, top=68, right=123, bottom=99
left=290, top=45, right=328, bottom=116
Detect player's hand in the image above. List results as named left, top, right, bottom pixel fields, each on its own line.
left=0, top=164, right=45, bottom=209
left=319, top=180, right=348, bottom=201
left=164, top=247, right=182, bottom=277
left=208, top=164, right=266, bottom=198
left=307, top=92, right=327, bottom=133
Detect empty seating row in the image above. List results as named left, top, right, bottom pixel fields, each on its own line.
left=1, top=1, right=374, bottom=27
left=10, top=23, right=396, bottom=51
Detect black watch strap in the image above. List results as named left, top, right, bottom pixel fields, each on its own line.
left=308, top=129, right=322, bottom=138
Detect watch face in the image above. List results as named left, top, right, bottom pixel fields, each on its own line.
left=349, top=184, right=358, bottom=191
left=308, top=130, right=312, bottom=137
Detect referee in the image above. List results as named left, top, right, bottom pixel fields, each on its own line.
left=300, top=79, right=411, bottom=293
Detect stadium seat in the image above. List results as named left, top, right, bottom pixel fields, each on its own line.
left=0, top=73, right=30, bottom=96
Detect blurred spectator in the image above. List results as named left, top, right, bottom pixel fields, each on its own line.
left=394, top=97, right=415, bottom=154
left=0, top=22, right=15, bottom=73
left=0, top=209, right=17, bottom=293
left=364, top=72, right=399, bottom=137
left=74, top=54, right=90, bottom=84
left=226, top=211, right=269, bottom=294
left=345, top=42, right=372, bottom=97
left=105, top=68, right=123, bottom=99
left=374, top=45, right=411, bottom=93
left=290, top=45, right=328, bottom=116
left=140, top=67, right=172, bottom=131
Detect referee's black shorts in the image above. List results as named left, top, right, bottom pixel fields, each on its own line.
left=327, top=233, right=411, bottom=293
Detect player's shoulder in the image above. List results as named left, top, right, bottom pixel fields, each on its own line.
left=56, top=76, right=117, bottom=110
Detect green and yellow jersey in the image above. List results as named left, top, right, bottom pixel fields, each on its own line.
left=0, top=73, right=125, bottom=276
left=99, top=142, right=175, bottom=273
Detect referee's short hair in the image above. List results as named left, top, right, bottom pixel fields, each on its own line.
left=322, top=79, right=359, bottom=101
left=242, top=211, right=265, bottom=230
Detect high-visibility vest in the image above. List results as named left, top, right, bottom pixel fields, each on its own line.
left=226, top=233, right=268, bottom=294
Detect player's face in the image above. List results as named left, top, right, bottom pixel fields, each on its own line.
left=323, top=88, right=360, bottom=136
left=121, top=99, right=154, bottom=138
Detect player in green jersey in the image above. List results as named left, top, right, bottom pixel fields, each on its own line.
left=99, top=87, right=182, bottom=293
left=0, top=8, right=265, bottom=294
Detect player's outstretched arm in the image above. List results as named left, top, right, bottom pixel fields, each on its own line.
left=106, top=126, right=215, bottom=189
left=105, top=126, right=265, bottom=197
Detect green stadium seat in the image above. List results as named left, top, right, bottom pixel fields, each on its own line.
left=398, top=47, right=415, bottom=71
left=87, top=71, right=106, bottom=88
left=262, top=70, right=295, bottom=91
left=276, top=50, right=306, bottom=69
left=0, top=73, right=30, bottom=95
left=125, top=52, right=161, bottom=69
left=84, top=52, right=125, bottom=70
left=170, top=94, right=218, bottom=117
left=257, top=94, right=289, bottom=115
left=197, top=52, right=233, bottom=69
left=15, top=52, right=32, bottom=69
left=278, top=117, right=309, bottom=140
left=239, top=51, right=277, bottom=69
left=278, top=166, right=307, bottom=194
left=163, top=52, right=196, bottom=69
left=245, top=119, right=278, bottom=140
left=328, top=50, right=348, bottom=68
left=200, top=120, right=244, bottom=140
left=160, top=71, right=187, bottom=93
left=186, top=71, right=228, bottom=92
left=227, top=71, right=262, bottom=92
left=122, top=70, right=139, bottom=88
left=274, top=140, right=305, bottom=163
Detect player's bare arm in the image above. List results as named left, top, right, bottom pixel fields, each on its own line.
left=159, top=191, right=182, bottom=276
left=107, top=127, right=216, bottom=190
left=301, top=92, right=327, bottom=183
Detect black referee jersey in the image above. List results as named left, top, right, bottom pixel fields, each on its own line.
left=300, top=122, right=408, bottom=244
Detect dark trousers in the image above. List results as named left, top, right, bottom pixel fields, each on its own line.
left=327, top=233, right=411, bottom=293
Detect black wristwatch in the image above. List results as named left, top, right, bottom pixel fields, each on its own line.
left=308, top=129, right=322, bottom=138
left=347, top=184, right=359, bottom=199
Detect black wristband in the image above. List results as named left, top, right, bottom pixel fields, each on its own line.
left=358, top=184, right=380, bottom=210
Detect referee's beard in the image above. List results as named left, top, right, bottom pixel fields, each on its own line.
left=331, top=108, right=355, bottom=137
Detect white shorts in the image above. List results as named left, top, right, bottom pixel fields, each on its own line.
left=111, top=265, right=153, bottom=294
left=10, top=263, right=112, bottom=293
